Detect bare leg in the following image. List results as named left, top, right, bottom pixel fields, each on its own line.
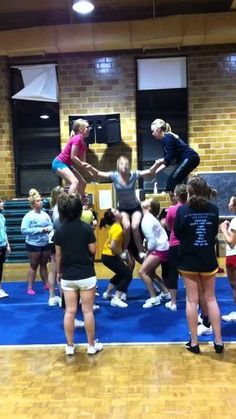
left=56, top=167, right=79, bottom=195
left=80, top=287, right=96, bottom=346
left=39, top=250, right=50, bottom=287
left=183, top=274, right=199, bottom=346
left=27, top=252, right=41, bottom=291
left=139, top=255, right=161, bottom=297
left=169, top=289, right=177, bottom=305
left=200, top=275, right=223, bottom=345
left=121, top=212, right=131, bottom=250
left=131, top=211, right=144, bottom=253
left=226, top=265, right=236, bottom=304
left=63, top=289, right=78, bottom=346
left=48, top=255, right=57, bottom=298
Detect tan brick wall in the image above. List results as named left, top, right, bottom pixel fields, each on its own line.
left=0, top=58, right=15, bottom=199
left=58, top=53, right=137, bottom=176
left=1, top=49, right=236, bottom=199
left=188, top=52, right=236, bottom=173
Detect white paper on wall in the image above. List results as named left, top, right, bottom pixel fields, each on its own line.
left=11, top=64, right=58, bottom=102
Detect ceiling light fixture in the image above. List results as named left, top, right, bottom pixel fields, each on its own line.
left=40, top=114, right=50, bottom=120
left=72, top=0, right=95, bottom=14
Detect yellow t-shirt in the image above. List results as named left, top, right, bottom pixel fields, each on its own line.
left=102, top=222, right=123, bottom=256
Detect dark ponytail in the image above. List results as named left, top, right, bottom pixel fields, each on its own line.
left=99, top=209, right=115, bottom=229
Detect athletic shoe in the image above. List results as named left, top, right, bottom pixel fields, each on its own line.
left=120, top=292, right=127, bottom=301
left=0, top=289, right=9, bottom=298
left=65, top=344, right=75, bottom=356
left=185, top=341, right=200, bottom=354
left=142, top=296, right=161, bottom=308
left=197, top=323, right=213, bottom=336
left=111, top=296, right=128, bottom=308
left=27, top=289, right=35, bottom=295
left=214, top=342, right=224, bottom=354
left=48, top=296, right=61, bottom=306
left=138, top=251, right=146, bottom=260
left=221, top=311, right=236, bottom=322
left=120, top=250, right=128, bottom=260
left=74, top=319, right=85, bottom=328
left=159, top=292, right=171, bottom=302
left=165, top=301, right=177, bottom=311
left=87, top=340, right=103, bottom=355
left=102, top=292, right=112, bottom=300
left=93, top=304, right=100, bottom=311
left=198, top=314, right=203, bottom=325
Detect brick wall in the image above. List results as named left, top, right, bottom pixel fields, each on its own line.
left=0, top=58, right=15, bottom=199
left=58, top=53, right=137, bottom=177
left=188, top=52, right=236, bottom=173
left=0, top=49, right=236, bottom=199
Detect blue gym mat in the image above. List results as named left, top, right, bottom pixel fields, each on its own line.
left=0, top=278, right=235, bottom=345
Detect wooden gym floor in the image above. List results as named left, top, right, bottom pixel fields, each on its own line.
left=1, top=260, right=236, bottom=418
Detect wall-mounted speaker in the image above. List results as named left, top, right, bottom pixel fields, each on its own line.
left=68, top=113, right=121, bottom=145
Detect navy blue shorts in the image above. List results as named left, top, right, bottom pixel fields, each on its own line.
left=26, top=243, right=51, bottom=253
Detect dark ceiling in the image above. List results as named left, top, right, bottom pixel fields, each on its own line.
left=0, top=0, right=234, bottom=32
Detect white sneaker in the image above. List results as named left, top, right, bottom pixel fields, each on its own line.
left=120, top=292, right=127, bottom=301
left=222, top=311, right=236, bottom=322
left=120, top=250, right=128, bottom=260
left=138, top=251, right=146, bottom=260
left=65, top=344, right=75, bottom=356
left=165, top=301, right=177, bottom=311
left=198, top=314, right=203, bottom=325
left=87, top=340, right=103, bottom=355
left=74, top=319, right=85, bottom=328
left=0, top=289, right=9, bottom=298
left=159, top=292, right=171, bottom=302
left=197, top=323, right=213, bottom=336
left=143, top=296, right=161, bottom=308
left=111, top=296, right=128, bottom=308
left=102, top=291, right=112, bottom=300
left=48, top=296, right=61, bottom=306
left=93, top=304, right=100, bottom=312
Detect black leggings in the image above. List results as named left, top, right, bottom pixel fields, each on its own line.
left=101, top=254, right=132, bottom=293
left=165, top=245, right=179, bottom=290
left=166, top=155, right=200, bottom=192
left=0, top=247, right=6, bottom=283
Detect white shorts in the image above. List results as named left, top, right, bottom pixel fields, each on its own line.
left=61, top=276, right=97, bottom=291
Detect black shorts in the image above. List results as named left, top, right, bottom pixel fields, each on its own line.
left=118, top=206, right=142, bottom=217
left=26, top=243, right=51, bottom=253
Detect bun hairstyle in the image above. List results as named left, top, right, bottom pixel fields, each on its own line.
left=28, top=188, right=41, bottom=207
left=187, top=176, right=216, bottom=211
left=174, top=184, right=188, bottom=203
left=99, top=209, right=116, bottom=229
left=57, top=193, right=82, bottom=221
left=70, top=118, right=89, bottom=138
left=151, top=119, right=172, bottom=133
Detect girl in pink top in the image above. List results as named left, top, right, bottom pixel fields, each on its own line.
left=52, top=119, right=92, bottom=195
left=165, top=184, right=187, bottom=310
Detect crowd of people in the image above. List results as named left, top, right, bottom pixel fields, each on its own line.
left=0, top=117, right=235, bottom=356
